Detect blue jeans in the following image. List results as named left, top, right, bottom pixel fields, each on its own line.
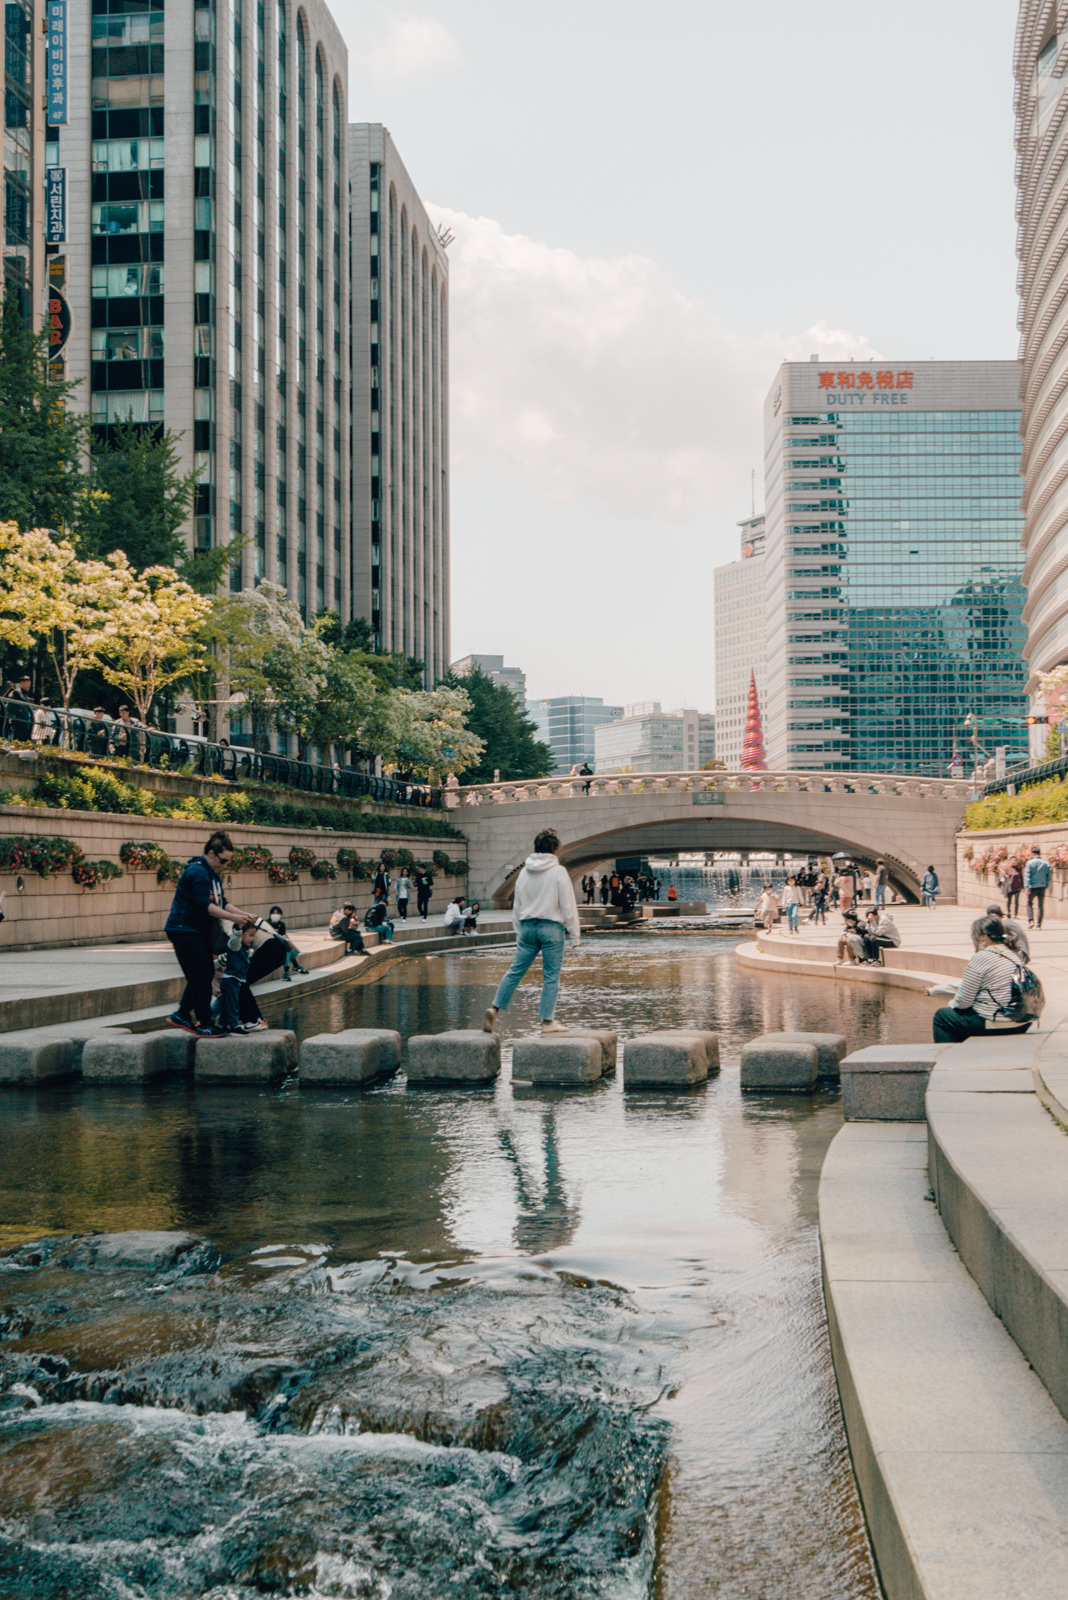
left=492, top=918, right=567, bottom=1021
left=875, top=884, right=886, bottom=906
left=786, top=903, right=799, bottom=932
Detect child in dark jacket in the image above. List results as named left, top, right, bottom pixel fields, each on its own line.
left=218, top=922, right=261, bottom=1033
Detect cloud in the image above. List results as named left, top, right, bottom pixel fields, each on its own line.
left=349, top=11, right=460, bottom=79
left=428, top=206, right=881, bottom=521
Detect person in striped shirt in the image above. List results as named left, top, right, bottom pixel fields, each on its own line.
left=930, top=915, right=1034, bottom=1044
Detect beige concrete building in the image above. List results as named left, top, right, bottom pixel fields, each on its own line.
left=714, top=515, right=766, bottom=768
left=1015, top=5, right=1068, bottom=700
left=3, top=0, right=48, bottom=332
left=349, top=124, right=449, bottom=681
left=594, top=702, right=715, bottom=774
left=60, top=0, right=352, bottom=635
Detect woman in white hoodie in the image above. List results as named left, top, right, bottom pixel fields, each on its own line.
left=482, top=828, right=581, bottom=1034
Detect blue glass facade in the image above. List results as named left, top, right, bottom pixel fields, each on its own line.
left=764, top=364, right=1028, bottom=776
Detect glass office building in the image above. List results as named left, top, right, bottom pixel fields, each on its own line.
left=525, top=695, right=623, bottom=774
left=763, top=361, right=1028, bottom=775
left=3, top=0, right=46, bottom=328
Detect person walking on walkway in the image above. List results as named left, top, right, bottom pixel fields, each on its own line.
left=921, top=865, right=940, bottom=909
left=599, top=874, right=609, bottom=905
left=930, top=915, right=1034, bottom=1043
left=165, top=831, right=265, bottom=1036
left=808, top=871, right=828, bottom=924
left=1024, top=845, right=1051, bottom=929
left=415, top=866, right=434, bottom=920
left=482, top=827, right=580, bottom=1035
left=372, top=861, right=391, bottom=903
left=874, top=859, right=889, bottom=907
left=1002, top=860, right=1024, bottom=919
left=396, top=868, right=411, bottom=919
left=781, top=875, right=802, bottom=934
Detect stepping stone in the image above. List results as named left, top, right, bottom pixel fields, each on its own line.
left=740, top=1037, right=818, bottom=1091
left=406, top=1030, right=501, bottom=1085
left=623, top=1030, right=718, bottom=1088
left=82, top=1030, right=169, bottom=1083
left=759, top=1031, right=847, bottom=1081
left=512, top=1035, right=603, bottom=1085
left=0, top=1030, right=80, bottom=1085
left=300, top=1028, right=401, bottom=1086
left=195, top=1029, right=298, bottom=1083
left=157, top=1028, right=197, bottom=1075
left=556, top=1028, right=618, bottom=1071
left=841, top=1043, right=947, bottom=1121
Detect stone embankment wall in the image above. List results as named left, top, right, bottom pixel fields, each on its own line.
left=0, top=806, right=466, bottom=950
left=957, top=821, right=1068, bottom=920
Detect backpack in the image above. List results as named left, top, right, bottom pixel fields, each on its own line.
left=984, top=947, right=1045, bottom=1028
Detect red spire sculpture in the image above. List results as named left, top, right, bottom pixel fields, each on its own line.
left=740, top=670, right=767, bottom=770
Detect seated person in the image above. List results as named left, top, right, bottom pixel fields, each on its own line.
left=266, top=904, right=308, bottom=978
left=836, top=910, right=865, bottom=964
left=328, top=902, right=365, bottom=954
left=464, top=900, right=480, bottom=932
left=861, top=908, right=901, bottom=963
left=444, top=895, right=468, bottom=934
left=986, top=902, right=1029, bottom=960
left=930, top=914, right=1034, bottom=1044
left=364, top=898, right=394, bottom=943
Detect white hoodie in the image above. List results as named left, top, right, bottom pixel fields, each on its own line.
left=512, top=853, right=581, bottom=944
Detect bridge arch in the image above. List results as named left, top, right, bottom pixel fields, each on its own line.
left=448, top=771, right=970, bottom=909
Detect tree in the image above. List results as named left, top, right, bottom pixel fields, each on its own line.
left=300, top=650, right=380, bottom=753
left=0, top=289, right=90, bottom=536
left=80, top=419, right=197, bottom=568
left=210, top=582, right=329, bottom=750
left=388, top=685, right=484, bottom=779
left=441, top=664, right=553, bottom=783
left=314, top=607, right=425, bottom=689
left=98, top=559, right=212, bottom=721
left=0, top=523, right=121, bottom=711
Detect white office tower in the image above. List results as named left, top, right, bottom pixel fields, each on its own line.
left=713, top=516, right=766, bottom=768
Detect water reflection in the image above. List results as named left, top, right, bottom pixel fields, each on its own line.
left=0, top=935, right=899, bottom=1598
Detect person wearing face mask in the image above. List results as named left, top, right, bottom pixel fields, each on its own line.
left=265, top=904, right=309, bottom=979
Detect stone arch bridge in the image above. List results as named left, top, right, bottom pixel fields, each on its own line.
left=446, top=770, right=973, bottom=907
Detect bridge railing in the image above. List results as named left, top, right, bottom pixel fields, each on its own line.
left=446, top=769, right=975, bottom=808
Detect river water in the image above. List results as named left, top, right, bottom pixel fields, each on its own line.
left=0, top=935, right=934, bottom=1599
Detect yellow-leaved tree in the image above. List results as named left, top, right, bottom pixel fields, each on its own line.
left=0, top=521, right=124, bottom=711
left=98, top=558, right=212, bottom=722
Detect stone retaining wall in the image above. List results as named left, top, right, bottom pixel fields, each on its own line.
left=956, top=821, right=1068, bottom=919
left=0, top=805, right=466, bottom=950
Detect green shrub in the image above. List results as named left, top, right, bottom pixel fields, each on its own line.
left=310, top=858, right=337, bottom=881
left=0, top=834, right=84, bottom=876
left=288, top=845, right=315, bottom=870
left=336, top=847, right=361, bottom=872
left=965, top=778, right=1068, bottom=831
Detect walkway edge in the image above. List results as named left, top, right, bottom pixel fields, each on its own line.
left=819, top=1123, right=1068, bottom=1600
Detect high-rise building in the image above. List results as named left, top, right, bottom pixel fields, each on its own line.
left=3, top=0, right=47, bottom=328
left=349, top=124, right=449, bottom=682
left=53, top=5, right=449, bottom=686
left=593, top=702, right=715, bottom=774
left=64, top=0, right=350, bottom=614
left=713, top=515, right=766, bottom=768
left=1015, top=8, right=1068, bottom=703
left=450, top=653, right=526, bottom=702
left=762, top=360, right=1028, bottom=775
left=525, top=695, right=622, bottom=774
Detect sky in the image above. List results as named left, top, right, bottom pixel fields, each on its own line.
left=330, top=0, right=1022, bottom=710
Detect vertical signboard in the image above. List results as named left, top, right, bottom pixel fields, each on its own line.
left=45, top=167, right=65, bottom=243
left=46, top=0, right=67, bottom=125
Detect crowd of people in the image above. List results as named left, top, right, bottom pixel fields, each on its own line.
left=580, top=871, right=662, bottom=909
left=154, top=824, right=1049, bottom=1047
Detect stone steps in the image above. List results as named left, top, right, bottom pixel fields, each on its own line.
left=820, top=1121, right=1068, bottom=1600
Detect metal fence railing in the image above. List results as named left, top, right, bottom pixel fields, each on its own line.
left=0, top=698, right=442, bottom=810
left=980, top=754, right=1068, bottom=798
